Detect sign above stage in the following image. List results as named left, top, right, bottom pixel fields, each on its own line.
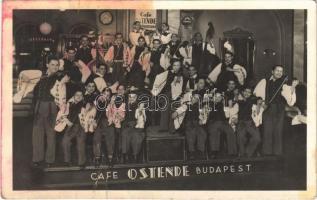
left=42, top=157, right=282, bottom=189
left=135, top=10, right=157, bottom=30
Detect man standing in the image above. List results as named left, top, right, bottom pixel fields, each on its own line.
left=32, top=56, right=59, bottom=167
left=208, top=51, right=246, bottom=91
left=254, top=65, right=298, bottom=156
left=104, top=33, right=131, bottom=84
left=152, top=58, right=184, bottom=133
left=61, top=46, right=82, bottom=83
left=76, top=35, right=93, bottom=65
left=148, top=39, right=164, bottom=89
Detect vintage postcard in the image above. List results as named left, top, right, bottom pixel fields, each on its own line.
left=1, top=0, right=316, bottom=199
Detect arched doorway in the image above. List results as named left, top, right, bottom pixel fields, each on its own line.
left=69, top=23, right=97, bottom=35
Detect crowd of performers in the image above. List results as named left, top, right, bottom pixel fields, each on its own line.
left=14, top=21, right=306, bottom=168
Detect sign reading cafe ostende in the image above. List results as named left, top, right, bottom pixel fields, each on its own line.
left=135, top=10, right=157, bottom=30
left=90, top=163, right=253, bottom=184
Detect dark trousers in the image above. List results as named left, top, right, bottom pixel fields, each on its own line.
left=207, top=120, right=237, bottom=155
left=62, top=123, right=86, bottom=165
left=150, top=97, right=161, bottom=126
left=237, top=120, right=261, bottom=157
left=114, top=127, right=122, bottom=158
left=93, top=118, right=115, bottom=158
left=262, top=103, right=285, bottom=155
left=122, top=125, right=145, bottom=155
left=32, top=101, right=57, bottom=163
left=111, top=61, right=125, bottom=84
left=159, top=92, right=171, bottom=131
left=185, top=120, right=207, bottom=152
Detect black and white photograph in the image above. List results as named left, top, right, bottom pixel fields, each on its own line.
left=2, top=0, right=316, bottom=199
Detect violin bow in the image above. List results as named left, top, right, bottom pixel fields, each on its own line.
left=267, top=75, right=288, bottom=105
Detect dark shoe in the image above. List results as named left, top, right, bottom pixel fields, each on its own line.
left=122, top=154, right=128, bottom=164
left=109, top=158, right=115, bottom=168
left=94, top=157, right=101, bottom=167
left=64, top=162, right=72, bottom=167
left=188, top=152, right=195, bottom=160
left=45, top=163, right=54, bottom=168
left=118, top=155, right=124, bottom=164
left=226, top=154, right=237, bottom=159
left=209, top=151, right=218, bottom=159
left=79, top=163, right=86, bottom=170
left=196, top=151, right=206, bottom=160
left=32, top=162, right=41, bottom=168
left=131, top=155, right=137, bottom=163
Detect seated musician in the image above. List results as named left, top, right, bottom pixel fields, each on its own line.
left=178, top=40, right=193, bottom=66
left=166, top=33, right=182, bottom=59
left=129, top=21, right=150, bottom=46
left=153, top=23, right=172, bottom=45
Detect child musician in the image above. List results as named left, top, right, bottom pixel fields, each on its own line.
left=236, top=87, right=261, bottom=157
left=121, top=92, right=146, bottom=163
left=93, top=87, right=113, bottom=166
left=61, top=89, right=86, bottom=167
left=185, top=78, right=208, bottom=160
left=106, top=85, right=126, bottom=165
left=79, top=81, right=99, bottom=133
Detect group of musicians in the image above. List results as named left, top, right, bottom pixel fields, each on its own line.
left=30, top=21, right=300, bottom=168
